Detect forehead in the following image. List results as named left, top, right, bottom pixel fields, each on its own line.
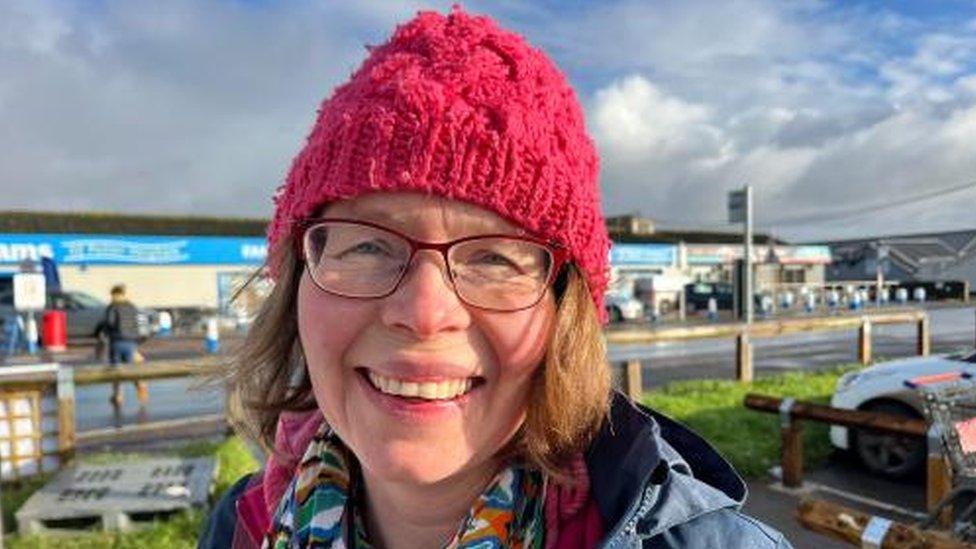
left=322, top=192, right=525, bottom=238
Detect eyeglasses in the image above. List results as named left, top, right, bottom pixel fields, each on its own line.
left=298, top=218, right=567, bottom=312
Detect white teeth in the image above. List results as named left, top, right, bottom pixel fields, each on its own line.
left=366, top=371, right=474, bottom=400
left=417, top=382, right=437, bottom=399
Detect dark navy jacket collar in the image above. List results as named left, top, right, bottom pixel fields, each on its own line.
left=586, top=392, right=747, bottom=539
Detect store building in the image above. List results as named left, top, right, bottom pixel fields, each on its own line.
left=0, top=212, right=269, bottom=315
left=822, top=228, right=976, bottom=296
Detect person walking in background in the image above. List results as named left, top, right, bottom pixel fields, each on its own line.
left=103, top=284, right=148, bottom=406
left=1, top=312, right=24, bottom=362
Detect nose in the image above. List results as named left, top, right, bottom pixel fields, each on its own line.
left=380, top=250, right=470, bottom=338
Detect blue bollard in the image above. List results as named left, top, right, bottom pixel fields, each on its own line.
left=157, top=311, right=172, bottom=337
left=707, top=297, right=719, bottom=321
left=24, top=313, right=38, bottom=355
left=205, top=317, right=219, bottom=353
left=804, top=293, right=816, bottom=313
left=913, top=287, right=927, bottom=303
left=896, top=288, right=908, bottom=305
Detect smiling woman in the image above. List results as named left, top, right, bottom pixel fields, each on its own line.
left=199, top=6, right=791, bottom=549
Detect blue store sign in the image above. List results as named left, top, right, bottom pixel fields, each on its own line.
left=0, top=234, right=267, bottom=266
left=609, top=243, right=677, bottom=266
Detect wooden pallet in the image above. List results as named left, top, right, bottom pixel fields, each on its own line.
left=16, top=457, right=215, bottom=534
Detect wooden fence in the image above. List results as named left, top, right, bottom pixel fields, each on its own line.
left=608, top=310, right=930, bottom=401
left=743, top=393, right=951, bottom=522
left=0, top=357, right=227, bottom=477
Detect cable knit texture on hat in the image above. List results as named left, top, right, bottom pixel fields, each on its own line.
left=267, top=7, right=611, bottom=320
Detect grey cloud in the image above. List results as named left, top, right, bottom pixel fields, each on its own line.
left=772, top=106, right=893, bottom=148
left=3, top=0, right=976, bottom=246
left=0, top=0, right=440, bottom=218
left=559, top=1, right=976, bottom=241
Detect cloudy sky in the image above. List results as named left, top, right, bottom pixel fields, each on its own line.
left=2, top=0, right=976, bottom=242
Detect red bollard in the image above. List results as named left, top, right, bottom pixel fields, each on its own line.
left=42, top=310, right=67, bottom=352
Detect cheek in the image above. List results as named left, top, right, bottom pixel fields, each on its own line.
left=478, top=297, right=555, bottom=380
left=297, top=275, right=365, bottom=358
left=297, top=275, right=372, bottom=423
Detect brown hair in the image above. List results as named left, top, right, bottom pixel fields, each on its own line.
left=227, top=238, right=611, bottom=476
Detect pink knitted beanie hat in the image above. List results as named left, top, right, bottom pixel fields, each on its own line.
left=267, top=6, right=610, bottom=320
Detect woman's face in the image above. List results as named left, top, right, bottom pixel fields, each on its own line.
left=297, top=192, right=556, bottom=485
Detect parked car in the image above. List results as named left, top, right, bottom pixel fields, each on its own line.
left=685, top=282, right=734, bottom=312
left=634, top=274, right=689, bottom=316
left=604, top=293, right=644, bottom=323
left=0, top=289, right=157, bottom=341
left=684, top=282, right=767, bottom=312
left=830, top=350, right=976, bottom=478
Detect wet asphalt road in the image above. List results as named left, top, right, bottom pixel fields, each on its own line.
left=59, top=305, right=975, bottom=433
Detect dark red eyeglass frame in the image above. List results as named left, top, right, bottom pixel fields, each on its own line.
left=292, top=217, right=568, bottom=312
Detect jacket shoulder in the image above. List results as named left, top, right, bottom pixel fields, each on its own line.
left=198, top=474, right=252, bottom=549
left=643, top=508, right=792, bottom=548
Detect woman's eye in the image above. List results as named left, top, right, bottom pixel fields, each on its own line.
left=335, top=240, right=390, bottom=257
left=473, top=252, right=516, bottom=267
left=353, top=241, right=390, bottom=254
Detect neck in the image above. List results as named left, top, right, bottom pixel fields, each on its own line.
left=360, top=460, right=500, bottom=549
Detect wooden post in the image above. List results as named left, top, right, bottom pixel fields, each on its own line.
left=56, top=366, right=76, bottom=463
left=797, top=498, right=970, bottom=548
left=927, top=425, right=953, bottom=527
left=964, top=280, right=970, bottom=303
left=858, top=319, right=872, bottom=365
left=736, top=332, right=753, bottom=383
left=780, top=402, right=803, bottom=488
left=917, top=315, right=931, bottom=357
left=624, top=360, right=642, bottom=402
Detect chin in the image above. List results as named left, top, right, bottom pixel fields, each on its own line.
left=355, top=440, right=478, bottom=485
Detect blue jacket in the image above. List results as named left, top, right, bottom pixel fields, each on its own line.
left=200, top=392, right=791, bottom=548
left=590, top=393, right=791, bottom=547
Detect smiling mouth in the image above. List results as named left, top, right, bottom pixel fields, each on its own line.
left=360, top=369, right=483, bottom=401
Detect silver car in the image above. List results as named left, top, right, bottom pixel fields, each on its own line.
left=0, top=290, right=156, bottom=341
left=604, top=293, right=645, bottom=323
left=831, top=350, right=976, bottom=478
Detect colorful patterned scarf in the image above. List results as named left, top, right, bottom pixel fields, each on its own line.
left=265, top=425, right=547, bottom=548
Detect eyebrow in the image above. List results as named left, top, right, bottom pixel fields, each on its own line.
left=343, top=200, right=525, bottom=236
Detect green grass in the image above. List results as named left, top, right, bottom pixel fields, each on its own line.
left=642, top=365, right=860, bottom=478
left=3, top=436, right=260, bottom=548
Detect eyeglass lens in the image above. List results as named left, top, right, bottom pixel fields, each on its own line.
left=303, top=221, right=553, bottom=310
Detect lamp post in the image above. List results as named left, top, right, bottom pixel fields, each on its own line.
left=728, top=186, right=754, bottom=324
